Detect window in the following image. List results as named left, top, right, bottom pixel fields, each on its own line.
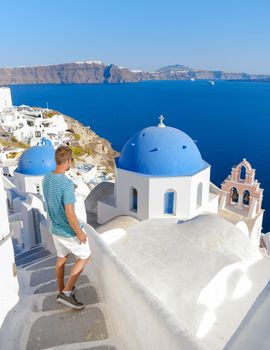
left=164, top=191, right=175, bottom=214
left=230, top=187, right=239, bottom=203
left=197, top=183, right=203, bottom=208
left=243, top=190, right=250, bottom=206
left=130, top=188, right=138, bottom=212
left=240, top=166, right=246, bottom=180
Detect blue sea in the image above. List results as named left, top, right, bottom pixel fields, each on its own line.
left=11, top=80, right=270, bottom=232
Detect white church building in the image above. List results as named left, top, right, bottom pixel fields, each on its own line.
left=97, top=117, right=264, bottom=246
left=98, top=116, right=218, bottom=223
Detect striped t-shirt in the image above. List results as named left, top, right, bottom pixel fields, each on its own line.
left=42, top=171, right=76, bottom=237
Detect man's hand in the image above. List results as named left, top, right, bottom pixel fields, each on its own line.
left=65, top=204, right=87, bottom=244
left=77, top=230, right=87, bottom=244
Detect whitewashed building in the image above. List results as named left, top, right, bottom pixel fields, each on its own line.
left=0, top=87, right=12, bottom=110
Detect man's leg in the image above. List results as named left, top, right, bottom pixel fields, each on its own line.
left=56, top=255, right=68, bottom=293
left=57, top=235, right=91, bottom=309
left=62, top=256, right=90, bottom=293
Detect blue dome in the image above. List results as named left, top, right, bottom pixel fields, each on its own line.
left=16, top=144, right=56, bottom=176
left=37, top=137, right=53, bottom=147
left=117, top=126, right=207, bottom=176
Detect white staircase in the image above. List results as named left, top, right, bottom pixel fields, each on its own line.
left=10, top=242, right=120, bottom=350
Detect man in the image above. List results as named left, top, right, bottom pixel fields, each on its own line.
left=42, top=145, right=90, bottom=309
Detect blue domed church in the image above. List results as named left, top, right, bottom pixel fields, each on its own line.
left=97, top=117, right=219, bottom=224
left=13, top=138, right=56, bottom=195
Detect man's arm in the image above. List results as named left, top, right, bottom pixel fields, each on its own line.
left=65, top=204, right=87, bottom=243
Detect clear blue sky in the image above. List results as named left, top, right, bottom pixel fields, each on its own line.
left=1, top=0, right=270, bottom=74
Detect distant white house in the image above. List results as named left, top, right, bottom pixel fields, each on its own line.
left=0, top=87, right=12, bottom=110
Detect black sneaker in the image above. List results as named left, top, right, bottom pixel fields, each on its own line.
left=57, top=292, right=84, bottom=310
left=56, top=286, right=76, bottom=302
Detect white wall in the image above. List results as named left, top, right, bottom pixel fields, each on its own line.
left=84, top=224, right=206, bottom=350
left=0, top=173, right=19, bottom=328
left=0, top=236, right=19, bottom=328
left=24, top=174, right=43, bottom=195
left=0, top=174, right=10, bottom=240
left=117, top=169, right=150, bottom=220
left=13, top=172, right=44, bottom=195
left=21, top=202, right=36, bottom=249
left=98, top=166, right=214, bottom=224
left=40, top=219, right=56, bottom=254
left=97, top=201, right=119, bottom=224
left=74, top=194, right=87, bottom=223
left=149, top=176, right=192, bottom=218
left=189, top=167, right=211, bottom=216
left=147, top=167, right=211, bottom=219
left=250, top=213, right=264, bottom=245
left=97, top=169, right=150, bottom=224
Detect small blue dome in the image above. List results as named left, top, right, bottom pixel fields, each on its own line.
left=37, top=137, right=53, bottom=147
left=117, top=126, right=207, bottom=176
left=16, top=144, right=56, bottom=176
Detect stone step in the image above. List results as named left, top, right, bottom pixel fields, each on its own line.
left=34, top=274, right=90, bottom=294
left=13, top=245, right=23, bottom=254
left=26, top=307, right=108, bottom=350
left=76, top=346, right=117, bottom=350
left=20, top=255, right=54, bottom=269
left=26, top=254, right=75, bottom=271
left=16, top=249, right=51, bottom=266
left=40, top=286, right=99, bottom=312
left=30, top=265, right=73, bottom=287
left=24, top=255, right=57, bottom=270
left=43, top=343, right=117, bottom=350
left=81, top=346, right=117, bottom=350
left=29, top=243, right=43, bottom=250
left=15, top=246, right=45, bottom=261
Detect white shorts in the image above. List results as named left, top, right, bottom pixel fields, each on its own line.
left=52, top=234, right=91, bottom=259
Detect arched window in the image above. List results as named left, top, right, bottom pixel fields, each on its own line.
left=230, top=187, right=239, bottom=203
left=164, top=191, right=175, bottom=214
left=243, top=190, right=250, bottom=206
left=197, top=183, right=203, bottom=208
left=130, top=187, right=138, bottom=212
left=240, top=166, right=246, bottom=180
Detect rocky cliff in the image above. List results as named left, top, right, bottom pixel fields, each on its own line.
left=0, top=62, right=140, bottom=85
left=46, top=110, right=119, bottom=172
left=1, top=107, right=119, bottom=173
left=0, top=62, right=269, bottom=85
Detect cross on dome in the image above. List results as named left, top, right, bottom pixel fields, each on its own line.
left=157, top=114, right=165, bottom=128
